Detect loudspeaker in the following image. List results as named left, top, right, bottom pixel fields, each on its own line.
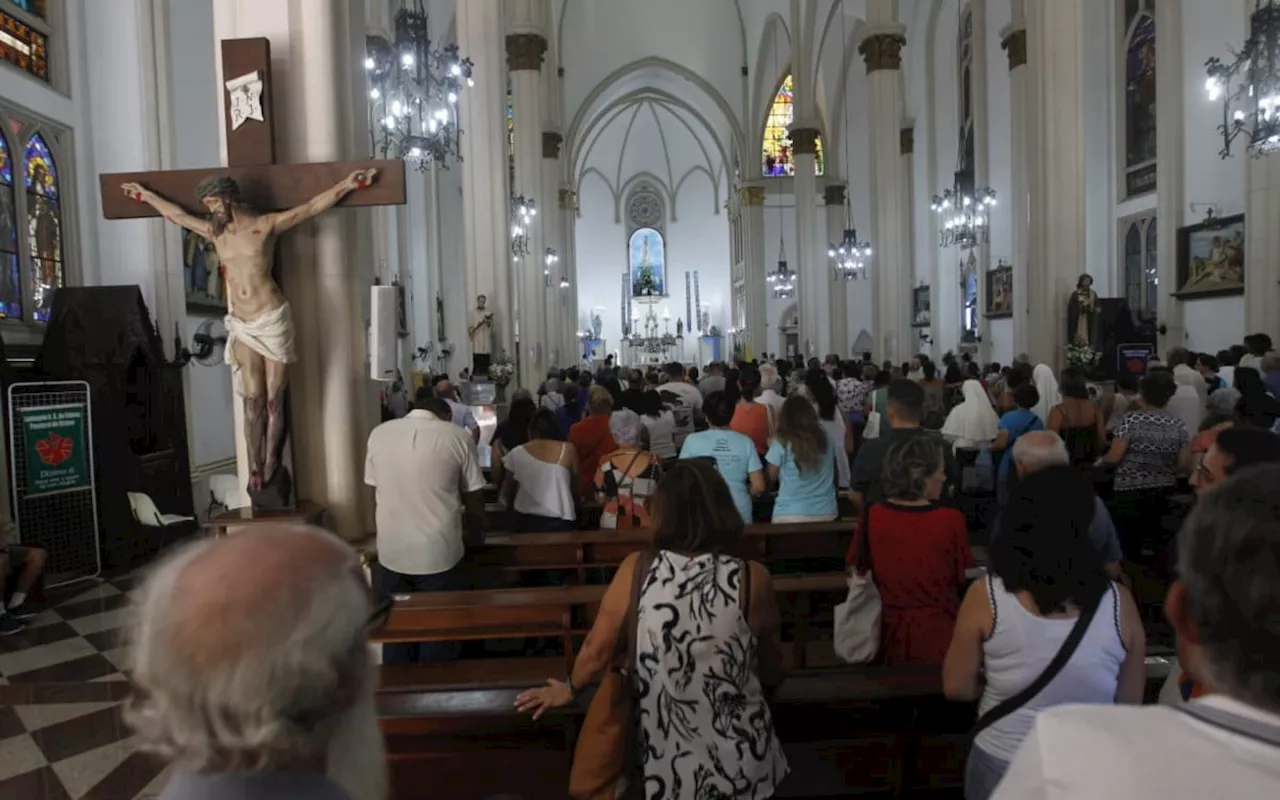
left=370, top=285, right=398, bottom=381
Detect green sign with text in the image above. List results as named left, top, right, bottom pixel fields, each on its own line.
left=20, top=404, right=90, bottom=495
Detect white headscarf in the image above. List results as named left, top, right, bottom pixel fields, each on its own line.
left=1032, top=363, right=1061, bottom=423
left=941, top=379, right=1000, bottom=445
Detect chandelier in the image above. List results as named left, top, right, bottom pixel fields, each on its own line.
left=930, top=174, right=996, bottom=249
left=1206, top=0, right=1280, bottom=157
left=828, top=223, right=873, bottom=281
left=365, top=0, right=474, bottom=170
left=544, top=248, right=566, bottom=287
left=766, top=235, right=796, bottom=299
left=511, top=193, right=536, bottom=260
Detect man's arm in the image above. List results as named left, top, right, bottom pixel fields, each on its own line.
left=268, top=169, right=378, bottom=234
left=121, top=183, right=212, bottom=238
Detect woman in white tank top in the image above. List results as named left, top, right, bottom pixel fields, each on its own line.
left=943, top=465, right=1146, bottom=800
left=501, top=409, right=581, bottom=532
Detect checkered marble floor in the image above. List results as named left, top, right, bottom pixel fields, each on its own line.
left=0, top=572, right=171, bottom=799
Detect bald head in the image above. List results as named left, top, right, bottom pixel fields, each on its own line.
left=125, top=526, right=384, bottom=799
left=1012, top=430, right=1070, bottom=476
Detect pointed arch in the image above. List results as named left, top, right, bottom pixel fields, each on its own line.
left=24, top=131, right=62, bottom=321
left=0, top=130, right=18, bottom=318
left=762, top=75, right=824, bottom=177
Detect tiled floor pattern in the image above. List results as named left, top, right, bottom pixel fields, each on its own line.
left=0, top=573, right=171, bottom=799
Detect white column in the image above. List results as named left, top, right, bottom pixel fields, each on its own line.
left=793, top=133, right=823, bottom=358
left=1154, top=0, right=1186, bottom=352
left=900, top=127, right=918, bottom=356
left=212, top=0, right=376, bottom=537
left=972, top=0, right=993, bottom=364
left=542, top=133, right=565, bottom=368
left=824, top=184, right=849, bottom=355
left=560, top=186, right=581, bottom=363
left=1246, top=156, right=1280, bottom=335
left=1025, top=0, right=1086, bottom=365
left=1001, top=15, right=1030, bottom=358
left=860, top=2, right=910, bottom=364
left=457, top=0, right=512, bottom=363
left=742, top=186, right=768, bottom=359
left=506, top=0, right=549, bottom=390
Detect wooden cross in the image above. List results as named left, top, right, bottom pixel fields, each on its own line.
left=96, top=38, right=407, bottom=510
left=99, top=38, right=406, bottom=222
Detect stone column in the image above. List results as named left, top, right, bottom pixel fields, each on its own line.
left=507, top=23, right=548, bottom=390
left=212, top=0, right=376, bottom=536
left=1155, top=0, right=1186, bottom=352
left=542, top=131, right=564, bottom=368
left=1025, top=0, right=1086, bottom=364
left=559, top=187, right=580, bottom=363
left=742, top=186, right=768, bottom=359
left=457, top=0, right=511, bottom=365
left=901, top=127, right=919, bottom=356
left=1246, top=160, right=1280, bottom=337
left=792, top=128, right=823, bottom=358
left=824, top=184, right=849, bottom=355
left=859, top=12, right=909, bottom=364
left=1001, top=17, right=1030, bottom=357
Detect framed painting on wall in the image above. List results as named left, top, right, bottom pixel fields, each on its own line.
left=183, top=229, right=226, bottom=311
left=1175, top=213, right=1245, bottom=298
left=911, top=285, right=931, bottom=328
left=985, top=262, right=1013, bottom=318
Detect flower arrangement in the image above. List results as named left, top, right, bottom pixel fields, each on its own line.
left=1065, top=338, right=1100, bottom=371
left=634, top=265, right=658, bottom=296
left=488, top=352, right=515, bottom=386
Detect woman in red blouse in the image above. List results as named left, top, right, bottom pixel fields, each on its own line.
left=847, top=434, right=974, bottom=664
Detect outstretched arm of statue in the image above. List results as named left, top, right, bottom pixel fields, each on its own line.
left=270, top=168, right=379, bottom=234
left=121, top=182, right=213, bottom=238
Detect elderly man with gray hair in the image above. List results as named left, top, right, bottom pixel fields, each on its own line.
left=999, top=431, right=1124, bottom=581
left=125, top=525, right=386, bottom=800
left=757, top=362, right=787, bottom=421
left=992, top=464, right=1280, bottom=799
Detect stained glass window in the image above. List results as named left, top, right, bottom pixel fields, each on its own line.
left=961, top=252, right=979, bottom=343
left=1122, top=215, right=1157, bottom=321
left=0, top=7, right=48, bottom=81
left=0, top=133, right=18, bottom=318
left=25, top=132, right=61, bottom=322
left=958, top=5, right=975, bottom=173
left=7, top=0, right=45, bottom=19
left=1123, top=1, right=1156, bottom=197
left=506, top=78, right=515, bottom=186
left=762, top=75, right=823, bottom=177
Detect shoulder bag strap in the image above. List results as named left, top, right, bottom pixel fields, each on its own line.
left=1176, top=703, right=1280, bottom=749
left=615, top=451, right=646, bottom=531
left=619, top=550, right=656, bottom=670
left=969, top=590, right=1104, bottom=741
left=738, top=558, right=753, bottom=616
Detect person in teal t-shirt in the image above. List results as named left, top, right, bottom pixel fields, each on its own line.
left=679, top=391, right=765, bottom=522
left=993, top=383, right=1045, bottom=483
left=766, top=396, right=838, bottom=521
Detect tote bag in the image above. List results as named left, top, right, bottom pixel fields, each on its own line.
left=833, top=508, right=882, bottom=663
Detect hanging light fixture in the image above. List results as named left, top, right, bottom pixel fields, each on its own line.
left=1206, top=0, right=1280, bottom=157
left=510, top=193, right=536, bottom=260
left=365, top=0, right=474, bottom=171
left=829, top=3, right=874, bottom=281
left=767, top=234, right=797, bottom=299
left=543, top=248, right=559, bottom=286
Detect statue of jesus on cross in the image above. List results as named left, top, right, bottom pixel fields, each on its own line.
left=120, top=169, right=378, bottom=494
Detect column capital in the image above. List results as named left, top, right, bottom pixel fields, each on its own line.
left=791, top=127, right=821, bottom=155
left=558, top=187, right=578, bottom=211
left=741, top=185, right=766, bottom=206
left=859, top=28, right=907, bottom=73
left=823, top=184, right=846, bottom=205
left=900, top=126, right=914, bottom=155
left=542, top=131, right=563, bottom=159
left=1000, top=26, right=1027, bottom=70
left=506, top=33, right=547, bottom=71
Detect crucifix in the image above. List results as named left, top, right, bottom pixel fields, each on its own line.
left=99, top=38, right=407, bottom=510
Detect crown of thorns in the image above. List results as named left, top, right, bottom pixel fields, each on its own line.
left=195, top=176, right=243, bottom=202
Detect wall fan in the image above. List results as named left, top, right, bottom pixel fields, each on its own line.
left=182, top=318, right=228, bottom=367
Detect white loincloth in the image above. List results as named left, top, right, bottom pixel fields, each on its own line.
left=224, top=302, right=297, bottom=396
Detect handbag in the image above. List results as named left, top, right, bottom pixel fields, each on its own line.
left=568, top=550, right=654, bottom=800
left=969, top=588, right=1103, bottom=741
left=833, top=507, right=882, bottom=664
left=863, top=410, right=882, bottom=440
left=974, top=443, right=995, bottom=493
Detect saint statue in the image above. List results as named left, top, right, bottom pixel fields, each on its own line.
left=468, top=294, right=495, bottom=375
left=122, top=169, right=379, bottom=505
left=436, top=292, right=446, bottom=341
left=1066, top=273, right=1100, bottom=349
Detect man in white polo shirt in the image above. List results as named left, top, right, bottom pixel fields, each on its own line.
left=992, top=464, right=1280, bottom=799
left=364, top=391, right=486, bottom=663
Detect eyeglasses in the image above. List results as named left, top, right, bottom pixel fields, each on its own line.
left=367, top=596, right=393, bottom=631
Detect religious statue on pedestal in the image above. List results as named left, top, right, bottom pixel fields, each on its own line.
left=121, top=169, right=379, bottom=507
left=468, top=294, right=495, bottom=376
left=1066, top=273, right=1100, bottom=349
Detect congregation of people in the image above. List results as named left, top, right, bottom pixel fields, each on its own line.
left=104, top=333, right=1280, bottom=800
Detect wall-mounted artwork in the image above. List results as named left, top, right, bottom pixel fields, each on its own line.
left=912, top=285, right=931, bottom=328
left=1176, top=214, right=1244, bottom=298
left=629, top=227, right=666, bottom=297
left=184, top=229, right=226, bottom=311
left=985, top=262, right=1013, bottom=318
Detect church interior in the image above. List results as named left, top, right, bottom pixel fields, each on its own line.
left=0, top=0, right=1275, bottom=798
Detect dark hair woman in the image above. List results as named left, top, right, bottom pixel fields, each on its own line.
left=1234, top=367, right=1280, bottom=430
left=501, top=409, right=581, bottom=532
left=847, top=435, right=973, bottom=665
left=515, top=460, right=789, bottom=796
left=730, top=365, right=772, bottom=456
left=683, top=391, right=766, bottom=523
left=943, top=466, right=1144, bottom=800
left=490, top=393, right=537, bottom=488
left=767, top=396, right=838, bottom=522
left=1047, top=367, right=1104, bottom=465
left=637, top=389, right=677, bottom=461
left=806, top=369, right=853, bottom=488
